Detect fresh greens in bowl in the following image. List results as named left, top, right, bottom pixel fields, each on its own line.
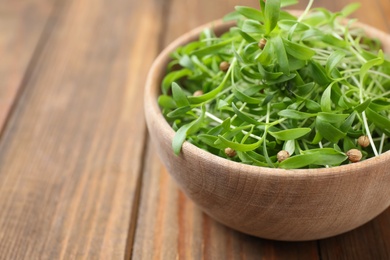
left=158, top=0, right=390, bottom=169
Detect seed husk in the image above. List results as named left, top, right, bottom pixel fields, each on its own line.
left=193, top=90, right=203, bottom=96
left=357, top=135, right=370, bottom=148
left=347, top=149, right=362, bottom=163
left=219, top=61, right=230, bottom=72
left=258, top=38, right=267, bottom=50
left=277, top=150, right=290, bottom=162
left=225, top=147, right=237, bottom=157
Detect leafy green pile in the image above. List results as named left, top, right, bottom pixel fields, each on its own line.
left=158, top=0, right=390, bottom=169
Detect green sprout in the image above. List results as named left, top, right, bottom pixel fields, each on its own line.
left=158, top=0, right=390, bottom=169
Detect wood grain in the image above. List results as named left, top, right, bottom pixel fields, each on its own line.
left=319, top=210, right=390, bottom=259
left=0, top=0, right=54, bottom=131
left=0, top=0, right=162, bottom=258
left=135, top=0, right=390, bottom=258
left=344, top=0, right=389, bottom=32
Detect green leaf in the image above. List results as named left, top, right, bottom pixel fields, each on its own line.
left=326, top=50, right=346, bottom=76
left=257, top=38, right=273, bottom=65
left=354, top=99, right=371, bottom=113
left=172, top=124, right=192, bottom=155
left=162, top=69, right=192, bottom=94
left=341, top=3, right=361, bottom=17
left=278, top=109, right=316, bottom=119
left=217, top=125, right=253, bottom=141
left=279, top=148, right=347, bottom=169
left=308, top=61, right=332, bottom=86
left=198, top=134, right=226, bottom=149
left=271, top=36, right=290, bottom=75
left=317, top=112, right=349, bottom=125
left=283, top=38, right=315, bottom=60
left=191, top=39, right=232, bottom=57
left=172, top=82, right=190, bottom=107
left=264, top=0, right=281, bottom=34
left=343, top=136, right=356, bottom=151
left=257, top=63, right=284, bottom=80
left=360, top=50, right=384, bottom=80
left=172, top=106, right=205, bottom=155
left=223, top=11, right=242, bottom=21
left=232, top=86, right=262, bottom=104
left=235, top=6, right=264, bottom=21
left=340, top=112, right=356, bottom=132
left=237, top=151, right=268, bottom=166
left=237, top=29, right=257, bottom=43
left=312, top=130, right=322, bottom=144
left=287, top=55, right=306, bottom=71
left=241, top=20, right=266, bottom=34
left=266, top=73, right=296, bottom=84
left=269, top=128, right=311, bottom=140
left=283, top=139, right=295, bottom=155
left=365, top=108, right=390, bottom=131
left=232, top=103, right=262, bottom=125
left=320, top=84, right=332, bottom=112
left=158, top=95, right=176, bottom=109
left=369, top=100, right=390, bottom=111
left=179, top=55, right=194, bottom=70
left=217, top=135, right=263, bottom=152
left=278, top=20, right=309, bottom=32
left=259, top=0, right=265, bottom=12
left=167, top=106, right=192, bottom=118
left=281, top=0, right=298, bottom=8
left=316, top=117, right=346, bottom=143
left=321, top=34, right=348, bottom=48
left=305, top=100, right=321, bottom=112
left=188, top=74, right=229, bottom=104
left=295, top=82, right=315, bottom=97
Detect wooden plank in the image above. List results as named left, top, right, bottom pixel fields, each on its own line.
left=0, top=0, right=54, bottom=130
left=0, top=0, right=163, bottom=258
left=319, top=210, right=390, bottom=259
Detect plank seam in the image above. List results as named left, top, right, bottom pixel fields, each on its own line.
left=316, top=240, right=324, bottom=260
left=124, top=131, right=150, bottom=259
left=124, top=0, right=173, bottom=258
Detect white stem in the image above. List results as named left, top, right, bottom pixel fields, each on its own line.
left=379, top=134, right=386, bottom=155
left=204, top=111, right=262, bottom=141
left=351, top=75, right=379, bottom=156
left=362, top=111, right=379, bottom=156
left=298, top=0, right=314, bottom=22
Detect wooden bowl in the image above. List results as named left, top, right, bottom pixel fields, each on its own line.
left=144, top=18, right=390, bottom=241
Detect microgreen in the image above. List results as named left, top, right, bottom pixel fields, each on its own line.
left=158, top=0, right=390, bottom=169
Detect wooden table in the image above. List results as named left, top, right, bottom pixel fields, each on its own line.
left=0, top=0, right=389, bottom=259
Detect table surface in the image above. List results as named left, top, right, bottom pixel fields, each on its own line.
left=0, top=0, right=389, bottom=259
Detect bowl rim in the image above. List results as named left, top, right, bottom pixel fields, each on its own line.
left=145, top=16, right=390, bottom=178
